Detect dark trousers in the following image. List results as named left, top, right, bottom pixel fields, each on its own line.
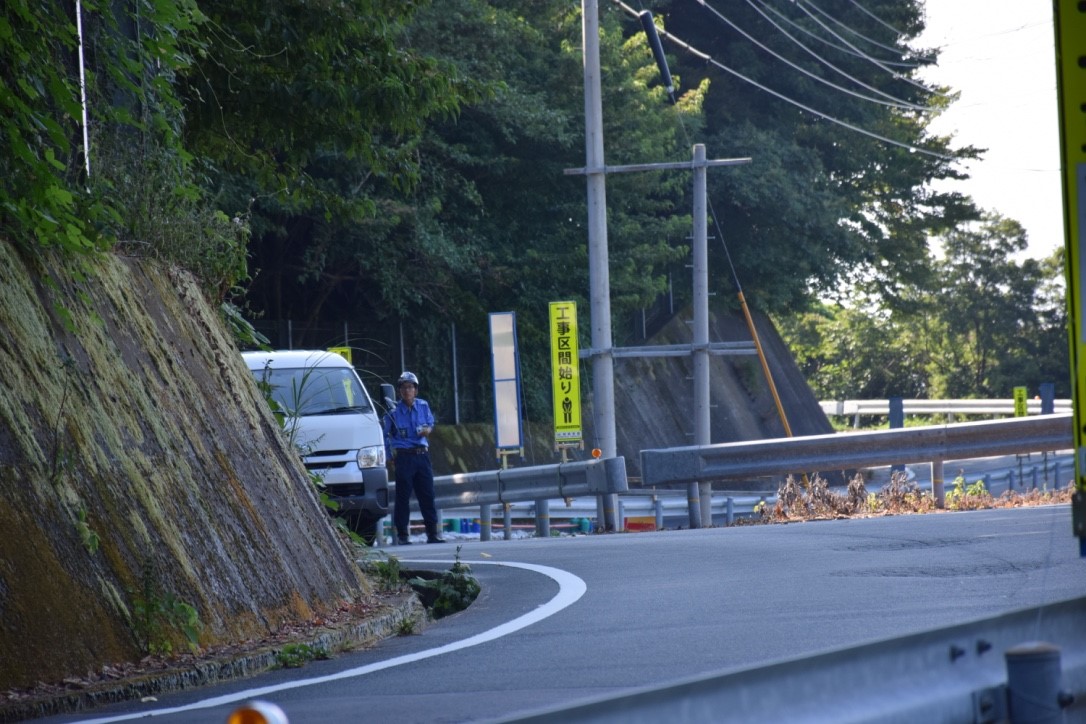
left=393, top=452, right=438, bottom=534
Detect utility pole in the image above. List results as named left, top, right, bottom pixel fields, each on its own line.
left=692, top=144, right=712, bottom=524
left=567, top=144, right=750, bottom=529
left=582, top=0, right=618, bottom=531
left=577, top=4, right=750, bottom=529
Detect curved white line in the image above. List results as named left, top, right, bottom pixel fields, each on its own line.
left=77, top=561, right=585, bottom=723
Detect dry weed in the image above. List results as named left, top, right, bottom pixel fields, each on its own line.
left=845, top=474, right=868, bottom=514
left=879, top=471, right=935, bottom=513
left=764, top=470, right=1073, bottom=525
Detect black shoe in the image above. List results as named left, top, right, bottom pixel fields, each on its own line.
left=426, top=534, right=445, bottom=544
left=397, top=536, right=412, bottom=545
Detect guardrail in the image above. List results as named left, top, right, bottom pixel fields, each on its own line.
left=379, top=415, right=1073, bottom=545
left=820, top=398, right=1072, bottom=427
left=502, top=595, right=1086, bottom=723
left=399, top=454, right=1071, bottom=546
left=640, top=414, right=1073, bottom=498
left=390, top=457, right=629, bottom=543
left=432, top=456, right=628, bottom=508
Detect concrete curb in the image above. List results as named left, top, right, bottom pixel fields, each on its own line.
left=1, top=593, right=425, bottom=723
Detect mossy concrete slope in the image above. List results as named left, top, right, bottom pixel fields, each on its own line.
left=0, top=242, right=371, bottom=691
left=612, top=309, right=833, bottom=478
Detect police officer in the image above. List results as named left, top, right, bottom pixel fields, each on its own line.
left=384, top=371, right=444, bottom=544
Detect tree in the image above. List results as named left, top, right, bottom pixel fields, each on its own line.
left=395, top=0, right=703, bottom=418
left=778, top=302, right=929, bottom=400
left=780, top=215, right=1070, bottom=404
left=1032, top=248, right=1071, bottom=395
left=177, top=0, right=483, bottom=322
left=923, top=214, right=1049, bottom=397
left=205, top=1, right=705, bottom=420
left=1, top=0, right=207, bottom=258
left=644, top=0, right=979, bottom=313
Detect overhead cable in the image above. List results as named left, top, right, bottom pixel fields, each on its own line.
left=791, top=0, right=949, bottom=97
left=844, top=0, right=910, bottom=38
left=697, top=0, right=930, bottom=111
left=610, top=0, right=954, bottom=160
left=751, top=0, right=921, bottom=69
left=800, top=0, right=920, bottom=59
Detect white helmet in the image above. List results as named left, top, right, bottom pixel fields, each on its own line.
left=397, top=371, right=419, bottom=388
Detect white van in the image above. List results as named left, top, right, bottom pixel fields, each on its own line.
left=242, top=350, right=389, bottom=542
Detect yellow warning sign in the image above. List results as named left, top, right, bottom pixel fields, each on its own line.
left=327, top=346, right=352, bottom=364
left=1053, top=0, right=1086, bottom=548
left=1013, top=387, right=1028, bottom=417
left=549, top=301, right=582, bottom=446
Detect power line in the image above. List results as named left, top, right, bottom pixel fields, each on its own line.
left=791, top=0, right=948, bottom=97
left=751, top=0, right=922, bottom=69
left=611, top=0, right=954, bottom=160
left=696, top=0, right=930, bottom=111
left=801, top=0, right=917, bottom=58
left=844, top=0, right=909, bottom=38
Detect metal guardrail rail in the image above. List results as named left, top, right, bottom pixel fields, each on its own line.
left=640, top=413, right=1073, bottom=488
left=405, top=415, right=1071, bottom=543
left=433, top=456, right=628, bottom=509
left=502, top=595, right=1086, bottom=723
left=820, top=398, right=1072, bottom=418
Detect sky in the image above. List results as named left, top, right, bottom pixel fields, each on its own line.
left=914, top=0, right=1064, bottom=261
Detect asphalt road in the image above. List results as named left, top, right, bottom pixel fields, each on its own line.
left=47, top=505, right=1086, bottom=724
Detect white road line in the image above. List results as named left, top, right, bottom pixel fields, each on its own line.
left=76, top=560, right=585, bottom=723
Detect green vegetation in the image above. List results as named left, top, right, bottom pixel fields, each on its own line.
left=4, top=0, right=1062, bottom=422
left=275, top=643, right=329, bottom=669
left=779, top=216, right=1067, bottom=407
left=73, top=507, right=100, bottom=555
left=363, top=547, right=480, bottom=620
left=407, top=546, right=481, bottom=620
left=129, top=561, right=201, bottom=655
left=363, top=553, right=405, bottom=593
left=945, top=475, right=994, bottom=511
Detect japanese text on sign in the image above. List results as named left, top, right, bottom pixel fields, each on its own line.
left=549, top=301, right=582, bottom=445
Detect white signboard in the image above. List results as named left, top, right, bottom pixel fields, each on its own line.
left=489, top=312, right=522, bottom=451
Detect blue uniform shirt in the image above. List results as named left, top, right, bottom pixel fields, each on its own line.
left=384, top=398, right=435, bottom=456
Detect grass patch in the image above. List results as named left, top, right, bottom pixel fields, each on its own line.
left=275, top=643, right=329, bottom=669
left=405, top=546, right=480, bottom=620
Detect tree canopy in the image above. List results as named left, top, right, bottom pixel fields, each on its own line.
left=6, top=0, right=1059, bottom=422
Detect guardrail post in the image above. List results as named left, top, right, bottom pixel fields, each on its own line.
left=503, top=503, right=512, bottom=540
left=687, top=484, right=702, bottom=529
left=889, top=398, right=904, bottom=473
left=479, top=505, right=492, bottom=542
left=1008, top=470, right=1017, bottom=492
left=618, top=499, right=625, bottom=532
left=536, top=499, right=550, bottom=538
left=931, top=458, right=945, bottom=509
left=654, top=496, right=664, bottom=530
left=726, top=497, right=735, bottom=525
left=1040, top=382, right=1055, bottom=415
left=1005, top=642, right=1071, bottom=723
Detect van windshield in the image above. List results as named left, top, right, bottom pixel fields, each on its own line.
left=253, top=367, right=374, bottom=416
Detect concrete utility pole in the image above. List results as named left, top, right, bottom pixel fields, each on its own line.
left=582, top=0, right=619, bottom=531
left=692, top=144, right=712, bottom=524
left=577, top=3, right=750, bottom=529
